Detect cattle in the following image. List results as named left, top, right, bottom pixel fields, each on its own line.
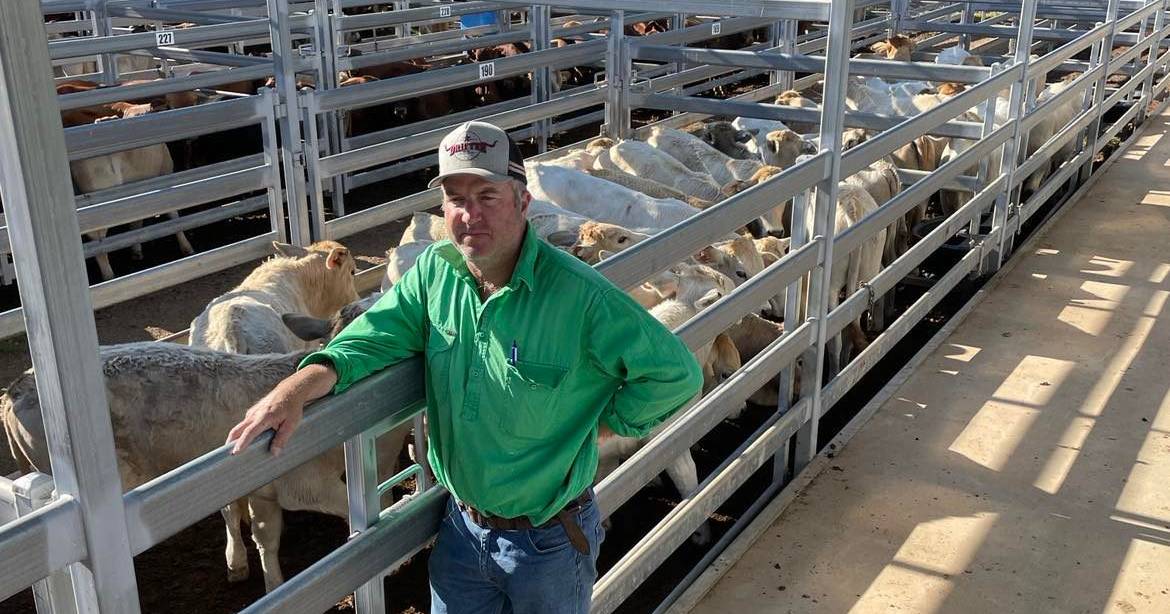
left=725, top=312, right=802, bottom=407
left=592, top=139, right=725, bottom=202
left=687, top=121, right=756, bottom=160
left=730, top=116, right=793, bottom=162
left=69, top=102, right=194, bottom=281
left=190, top=241, right=359, bottom=355
left=526, top=164, right=700, bottom=231
left=596, top=262, right=743, bottom=546
left=571, top=220, right=651, bottom=264
left=645, top=126, right=764, bottom=189
left=185, top=241, right=361, bottom=589
left=774, top=90, right=821, bottom=134
left=0, top=341, right=404, bottom=593
left=463, top=42, right=532, bottom=105
left=585, top=168, right=713, bottom=208
left=864, top=35, right=915, bottom=61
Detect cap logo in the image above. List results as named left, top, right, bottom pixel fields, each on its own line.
left=445, top=129, right=498, bottom=160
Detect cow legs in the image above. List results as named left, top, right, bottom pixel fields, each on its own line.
left=168, top=212, right=195, bottom=256
left=222, top=498, right=251, bottom=583
left=248, top=493, right=286, bottom=593
left=86, top=230, right=116, bottom=281
left=664, top=452, right=711, bottom=546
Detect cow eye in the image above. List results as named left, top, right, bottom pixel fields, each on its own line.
left=736, top=270, right=749, bottom=279
left=618, top=236, right=628, bottom=244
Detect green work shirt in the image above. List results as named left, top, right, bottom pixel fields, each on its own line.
left=300, top=223, right=703, bottom=526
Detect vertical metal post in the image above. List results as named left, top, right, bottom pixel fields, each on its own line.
left=302, top=93, right=330, bottom=241
left=397, top=0, right=413, bottom=38
left=776, top=20, right=797, bottom=90
left=1079, top=0, right=1122, bottom=185
left=90, top=0, right=117, bottom=86
left=992, top=0, right=1038, bottom=270
left=1138, top=1, right=1168, bottom=124
left=259, top=88, right=288, bottom=244
left=267, top=0, right=313, bottom=245
left=960, top=0, right=975, bottom=49
left=1127, top=10, right=1151, bottom=104
left=604, top=10, right=630, bottom=140
left=669, top=13, right=687, bottom=103
left=0, top=2, right=141, bottom=611
left=971, top=90, right=999, bottom=239
left=344, top=432, right=385, bottom=613
left=793, top=0, right=853, bottom=470
left=413, top=413, right=432, bottom=491
left=890, top=0, right=908, bottom=36
left=15, top=473, right=79, bottom=614
left=315, top=0, right=347, bottom=218
left=531, top=4, right=551, bottom=153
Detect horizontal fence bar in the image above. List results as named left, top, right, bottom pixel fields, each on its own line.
left=841, top=62, right=1024, bottom=176
left=65, top=95, right=267, bottom=160
left=595, top=319, right=815, bottom=518
left=595, top=152, right=831, bottom=290
left=826, top=176, right=1005, bottom=344
left=320, top=86, right=606, bottom=177
left=633, top=90, right=987, bottom=140
left=494, top=0, right=832, bottom=21
left=0, top=233, right=275, bottom=339
left=632, top=45, right=992, bottom=84
left=122, top=362, right=427, bottom=554
left=0, top=496, right=86, bottom=603
left=674, top=240, right=820, bottom=351
left=821, top=242, right=986, bottom=411
left=319, top=40, right=606, bottom=112
left=240, top=486, right=446, bottom=614
left=57, top=64, right=274, bottom=111
left=326, top=189, right=440, bottom=239
left=835, top=123, right=1014, bottom=262
left=592, top=397, right=810, bottom=614
left=81, top=196, right=269, bottom=258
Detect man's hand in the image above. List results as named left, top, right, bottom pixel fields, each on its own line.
left=598, top=423, right=617, bottom=444
left=226, top=363, right=338, bottom=456
left=227, top=389, right=306, bottom=457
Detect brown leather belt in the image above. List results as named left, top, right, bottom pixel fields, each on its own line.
left=457, top=491, right=593, bottom=555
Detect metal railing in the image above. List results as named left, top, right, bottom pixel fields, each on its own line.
left=3, top=1, right=1169, bottom=613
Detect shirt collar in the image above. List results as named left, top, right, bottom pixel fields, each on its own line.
left=435, top=223, right=539, bottom=292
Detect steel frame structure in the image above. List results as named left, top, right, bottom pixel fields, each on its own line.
left=3, top=1, right=1170, bottom=613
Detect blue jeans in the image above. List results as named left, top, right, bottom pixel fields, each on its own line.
left=429, top=492, right=605, bottom=614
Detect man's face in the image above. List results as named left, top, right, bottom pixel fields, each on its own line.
left=441, top=174, right=530, bottom=266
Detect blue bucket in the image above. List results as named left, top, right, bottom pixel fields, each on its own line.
left=460, top=11, right=497, bottom=29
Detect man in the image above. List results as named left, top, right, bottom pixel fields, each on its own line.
left=226, top=121, right=703, bottom=614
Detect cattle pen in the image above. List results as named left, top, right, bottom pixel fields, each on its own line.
left=1, top=0, right=1169, bottom=613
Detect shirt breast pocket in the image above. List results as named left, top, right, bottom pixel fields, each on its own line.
left=425, top=325, right=457, bottom=386
left=500, top=360, right=569, bottom=440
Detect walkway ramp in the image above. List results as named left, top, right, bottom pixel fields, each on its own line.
left=687, top=111, right=1170, bottom=613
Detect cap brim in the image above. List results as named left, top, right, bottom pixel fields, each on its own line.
left=427, top=168, right=514, bottom=189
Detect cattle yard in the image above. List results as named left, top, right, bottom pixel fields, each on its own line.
left=2, top=0, right=1169, bottom=612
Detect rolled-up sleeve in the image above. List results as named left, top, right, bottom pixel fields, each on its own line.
left=586, top=288, right=704, bottom=438
left=299, top=249, right=430, bottom=394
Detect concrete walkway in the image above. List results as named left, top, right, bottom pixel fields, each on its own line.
left=689, top=111, right=1170, bottom=614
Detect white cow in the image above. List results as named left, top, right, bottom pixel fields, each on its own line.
left=188, top=241, right=361, bottom=590
left=527, top=164, right=700, bottom=231
left=593, top=139, right=725, bottom=202
left=645, top=126, right=763, bottom=188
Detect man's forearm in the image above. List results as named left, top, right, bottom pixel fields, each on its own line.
left=278, top=363, right=339, bottom=405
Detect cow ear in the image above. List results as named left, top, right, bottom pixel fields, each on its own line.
left=326, top=247, right=349, bottom=270
left=281, top=313, right=333, bottom=342
left=272, top=241, right=309, bottom=259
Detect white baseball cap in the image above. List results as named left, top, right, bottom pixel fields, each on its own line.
left=428, top=121, right=527, bottom=188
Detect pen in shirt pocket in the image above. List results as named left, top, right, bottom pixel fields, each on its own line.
left=509, top=340, right=519, bottom=365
